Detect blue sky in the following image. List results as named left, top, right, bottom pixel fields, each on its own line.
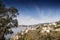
left=3, top=0, right=60, bottom=25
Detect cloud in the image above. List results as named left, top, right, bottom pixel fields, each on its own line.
left=17, top=6, right=60, bottom=25
left=17, top=15, right=40, bottom=25
left=17, top=14, right=60, bottom=25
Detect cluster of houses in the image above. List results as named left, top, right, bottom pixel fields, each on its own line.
left=41, top=22, right=60, bottom=33
left=10, top=25, right=36, bottom=40
left=10, top=22, right=60, bottom=40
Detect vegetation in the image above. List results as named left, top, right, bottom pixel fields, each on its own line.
left=10, top=21, right=60, bottom=40
left=23, top=21, right=60, bottom=40
left=24, top=30, right=60, bottom=40
left=10, top=29, right=60, bottom=40
left=0, top=0, right=18, bottom=40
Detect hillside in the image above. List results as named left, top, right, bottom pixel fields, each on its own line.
left=10, top=21, right=60, bottom=40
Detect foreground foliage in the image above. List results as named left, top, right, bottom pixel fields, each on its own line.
left=10, top=21, right=60, bottom=40
left=10, top=28, right=60, bottom=40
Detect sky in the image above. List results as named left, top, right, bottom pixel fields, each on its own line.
left=2, top=0, right=60, bottom=25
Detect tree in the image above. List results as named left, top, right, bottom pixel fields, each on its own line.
left=0, top=0, right=19, bottom=40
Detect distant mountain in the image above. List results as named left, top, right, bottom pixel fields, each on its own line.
left=18, top=20, right=60, bottom=28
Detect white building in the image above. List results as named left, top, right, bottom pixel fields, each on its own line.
left=44, top=24, right=48, bottom=26
left=25, top=27, right=36, bottom=33
left=52, top=22, right=56, bottom=25
left=55, top=28, right=60, bottom=31
left=41, top=27, right=51, bottom=33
